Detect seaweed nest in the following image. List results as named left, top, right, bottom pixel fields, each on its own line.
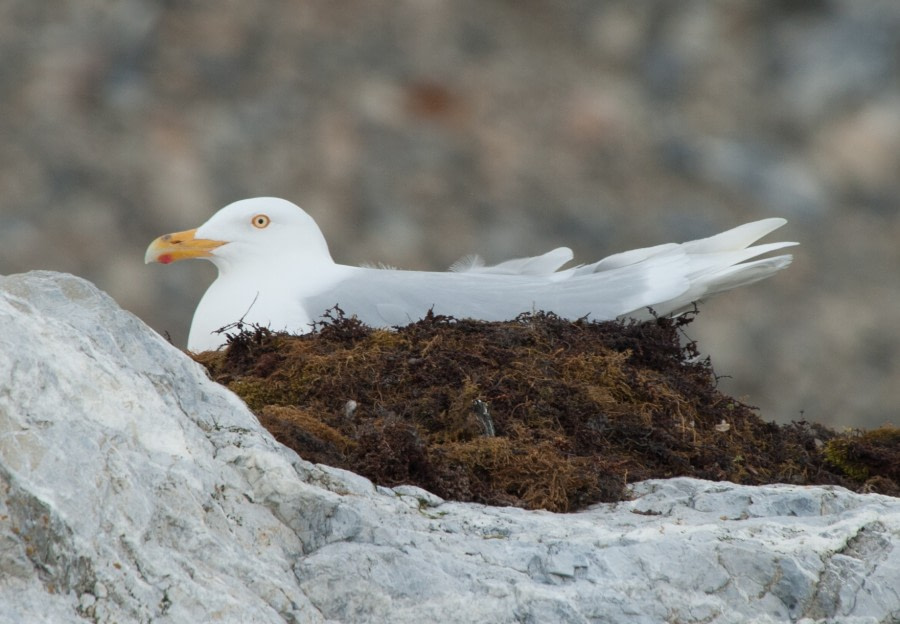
left=193, top=309, right=899, bottom=512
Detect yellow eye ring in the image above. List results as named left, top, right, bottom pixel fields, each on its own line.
left=251, top=214, right=271, bottom=229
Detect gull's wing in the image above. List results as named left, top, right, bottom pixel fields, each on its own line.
left=302, top=218, right=795, bottom=328
left=567, top=218, right=796, bottom=317
left=304, top=249, right=691, bottom=327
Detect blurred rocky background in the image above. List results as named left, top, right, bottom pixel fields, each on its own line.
left=1, top=1, right=898, bottom=429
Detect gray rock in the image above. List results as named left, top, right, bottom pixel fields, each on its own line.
left=1, top=271, right=899, bottom=624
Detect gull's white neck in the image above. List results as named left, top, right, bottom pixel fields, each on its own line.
left=187, top=246, right=356, bottom=351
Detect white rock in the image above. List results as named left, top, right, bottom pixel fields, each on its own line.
left=1, top=270, right=899, bottom=624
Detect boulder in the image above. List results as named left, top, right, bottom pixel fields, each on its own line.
left=1, top=271, right=898, bottom=624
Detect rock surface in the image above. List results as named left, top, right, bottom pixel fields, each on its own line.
left=1, top=271, right=899, bottom=624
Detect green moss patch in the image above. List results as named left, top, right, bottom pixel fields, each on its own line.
left=193, top=310, right=898, bottom=511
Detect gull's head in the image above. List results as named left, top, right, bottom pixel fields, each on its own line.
left=145, top=197, right=332, bottom=272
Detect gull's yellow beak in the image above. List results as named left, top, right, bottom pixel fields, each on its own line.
left=144, top=228, right=227, bottom=265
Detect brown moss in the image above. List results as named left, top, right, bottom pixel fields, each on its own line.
left=193, top=310, right=898, bottom=512
left=824, top=426, right=900, bottom=484
left=257, top=405, right=355, bottom=466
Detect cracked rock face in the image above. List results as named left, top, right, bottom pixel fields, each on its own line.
left=1, top=270, right=899, bottom=624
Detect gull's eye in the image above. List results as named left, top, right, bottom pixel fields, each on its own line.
left=251, top=214, right=271, bottom=229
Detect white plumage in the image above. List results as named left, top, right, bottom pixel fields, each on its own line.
left=145, top=197, right=796, bottom=352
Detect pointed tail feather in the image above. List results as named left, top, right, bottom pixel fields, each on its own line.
left=622, top=219, right=796, bottom=317
left=680, top=218, right=788, bottom=254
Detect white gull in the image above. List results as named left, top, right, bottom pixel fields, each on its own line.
left=145, top=197, right=796, bottom=352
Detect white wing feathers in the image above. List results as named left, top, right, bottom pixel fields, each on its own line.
left=450, top=247, right=575, bottom=277
left=304, top=217, right=794, bottom=327
left=641, top=218, right=796, bottom=315
left=446, top=218, right=794, bottom=311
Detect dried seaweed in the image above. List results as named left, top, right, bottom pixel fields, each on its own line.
left=192, top=310, right=897, bottom=512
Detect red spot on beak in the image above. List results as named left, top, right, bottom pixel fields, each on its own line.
left=159, top=254, right=173, bottom=265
